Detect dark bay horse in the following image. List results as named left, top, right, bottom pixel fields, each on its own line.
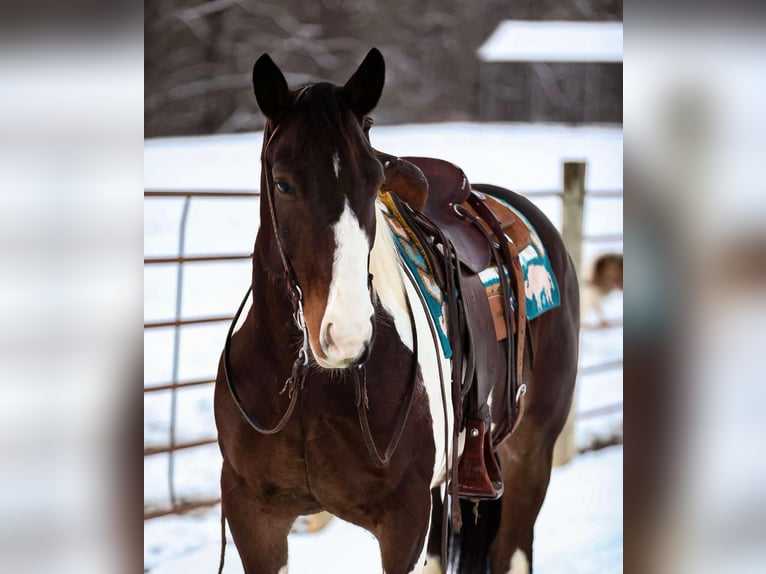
left=214, top=48, right=579, bottom=574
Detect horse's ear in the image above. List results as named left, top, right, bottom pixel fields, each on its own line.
left=343, top=48, right=385, bottom=119
left=252, top=54, right=291, bottom=120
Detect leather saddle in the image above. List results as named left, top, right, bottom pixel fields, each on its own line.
left=367, top=122, right=529, bottom=501
left=378, top=152, right=531, bottom=266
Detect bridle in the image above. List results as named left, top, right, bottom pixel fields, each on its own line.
left=222, top=86, right=311, bottom=436
left=223, top=85, right=420, bottom=467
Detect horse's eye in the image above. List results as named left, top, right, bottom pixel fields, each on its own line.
left=275, top=181, right=294, bottom=195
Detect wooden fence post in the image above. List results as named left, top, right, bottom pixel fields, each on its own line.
left=552, top=161, right=586, bottom=467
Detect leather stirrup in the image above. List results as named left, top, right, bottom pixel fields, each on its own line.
left=456, top=419, right=503, bottom=500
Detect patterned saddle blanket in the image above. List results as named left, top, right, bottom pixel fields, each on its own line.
left=380, top=193, right=560, bottom=358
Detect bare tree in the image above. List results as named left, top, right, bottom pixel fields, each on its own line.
left=145, top=0, right=622, bottom=136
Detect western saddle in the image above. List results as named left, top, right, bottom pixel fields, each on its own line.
left=365, top=119, right=532, bottom=503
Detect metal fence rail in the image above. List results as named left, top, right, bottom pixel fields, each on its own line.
left=144, top=179, right=623, bottom=520
left=145, top=189, right=260, bottom=519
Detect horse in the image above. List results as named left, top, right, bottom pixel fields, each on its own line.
left=214, top=48, right=579, bottom=574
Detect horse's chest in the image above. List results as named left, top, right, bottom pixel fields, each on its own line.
left=299, top=386, right=434, bottom=504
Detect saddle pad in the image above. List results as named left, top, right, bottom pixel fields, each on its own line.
left=379, top=192, right=453, bottom=358
left=478, top=197, right=561, bottom=323
left=378, top=193, right=560, bottom=359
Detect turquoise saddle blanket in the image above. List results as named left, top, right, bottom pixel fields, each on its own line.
left=380, top=194, right=560, bottom=359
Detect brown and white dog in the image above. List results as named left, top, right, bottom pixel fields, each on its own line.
left=582, top=253, right=623, bottom=326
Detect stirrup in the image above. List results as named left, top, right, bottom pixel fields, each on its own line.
left=456, top=419, right=504, bottom=500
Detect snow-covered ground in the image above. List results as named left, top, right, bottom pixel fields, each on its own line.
left=145, top=445, right=622, bottom=573
left=144, top=122, right=622, bottom=572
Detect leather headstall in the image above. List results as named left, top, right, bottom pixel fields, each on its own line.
left=224, top=88, right=420, bottom=470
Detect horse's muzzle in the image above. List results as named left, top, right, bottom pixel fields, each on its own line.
left=318, top=316, right=375, bottom=369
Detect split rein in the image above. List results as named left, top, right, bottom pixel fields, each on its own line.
left=222, top=284, right=420, bottom=468
left=223, top=86, right=420, bottom=468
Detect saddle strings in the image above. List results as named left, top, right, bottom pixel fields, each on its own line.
left=393, top=252, right=454, bottom=568
left=456, top=204, right=518, bottom=442
left=466, top=194, right=529, bottom=435
left=387, top=193, right=470, bottom=536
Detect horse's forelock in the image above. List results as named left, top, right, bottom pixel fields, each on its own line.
left=284, top=83, right=367, bottom=162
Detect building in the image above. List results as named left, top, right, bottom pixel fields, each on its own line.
left=476, top=20, right=623, bottom=123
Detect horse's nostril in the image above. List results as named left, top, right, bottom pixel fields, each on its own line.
left=324, top=323, right=336, bottom=350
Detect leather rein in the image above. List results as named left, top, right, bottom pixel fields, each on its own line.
left=223, top=86, right=420, bottom=468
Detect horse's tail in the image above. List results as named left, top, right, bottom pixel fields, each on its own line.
left=449, top=498, right=502, bottom=573
left=217, top=504, right=227, bottom=574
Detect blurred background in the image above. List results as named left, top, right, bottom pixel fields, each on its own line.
left=1, top=1, right=764, bottom=574
left=144, top=1, right=623, bottom=573
left=145, top=0, right=622, bottom=136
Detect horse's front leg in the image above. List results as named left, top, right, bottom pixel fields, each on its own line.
left=376, top=478, right=433, bottom=574
left=221, top=461, right=297, bottom=574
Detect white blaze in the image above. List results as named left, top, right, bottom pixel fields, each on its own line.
left=319, top=200, right=374, bottom=367
left=332, top=150, right=341, bottom=179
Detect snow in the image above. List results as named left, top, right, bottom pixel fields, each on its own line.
left=145, top=445, right=622, bottom=573
left=534, top=446, right=623, bottom=573
left=145, top=122, right=622, bottom=194
left=476, top=21, right=623, bottom=63
left=144, top=122, right=622, bottom=571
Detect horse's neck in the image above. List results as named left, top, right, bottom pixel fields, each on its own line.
left=249, top=238, right=297, bottom=351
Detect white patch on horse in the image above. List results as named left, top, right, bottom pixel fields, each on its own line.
left=372, top=202, right=458, bottom=488
left=332, top=150, right=340, bottom=179
left=277, top=566, right=288, bottom=574
left=423, top=554, right=442, bottom=574
left=406, top=501, right=432, bottom=574
left=370, top=203, right=412, bottom=350
left=506, top=548, right=529, bottom=574
left=319, top=200, right=374, bottom=367
left=400, top=262, right=458, bottom=488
